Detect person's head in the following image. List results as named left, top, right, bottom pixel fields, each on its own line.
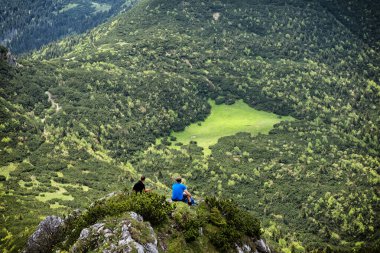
left=176, top=177, right=182, bottom=183
left=140, top=175, right=146, bottom=181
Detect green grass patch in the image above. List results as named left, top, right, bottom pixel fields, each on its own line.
left=35, top=180, right=75, bottom=202
left=51, top=179, right=90, bottom=192
left=18, top=176, right=40, bottom=189
left=0, top=163, right=17, bottom=180
left=50, top=202, right=67, bottom=209
left=168, top=100, right=294, bottom=154
left=36, top=188, right=74, bottom=202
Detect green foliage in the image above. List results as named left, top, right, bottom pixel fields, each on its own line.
left=127, top=193, right=173, bottom=225
left=63, top=192, right=172, bottom=248
left=319, top=0, right=380, bottom=49
left=167, top=100, right=293, bottom=153
left=208, top=226, right=242, bottom=252
left=0, top=45, right=8, bottom=55
left=1, top=0, right=380, bottom=252
left=0, top=0, right=138, bottom=54
left=48, top=192, right=260, bottom=252
left=172, top=202, right=204, bottom=242
left=209, top=207, right=226, bottom=226
left=204, top=197, right=261, bottom=251
left=168, top=236, right=187, bottom=253
left=206, top=197, right=261, bottom=238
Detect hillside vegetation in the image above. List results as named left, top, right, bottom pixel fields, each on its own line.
left=0, top=0, right=137, bottom=54
left=0, top=0, right=379, bottom=252
left=25, top=192, right=262, bottom=253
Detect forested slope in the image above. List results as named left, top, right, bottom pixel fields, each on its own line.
left=0, top=0, right=137, bottom=54
left=0, top=0, right=379, bottom=252
left=319, top=0, right=380, bottom=50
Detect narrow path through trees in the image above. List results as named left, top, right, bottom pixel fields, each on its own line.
left=45, top=91, right=61, bottom=112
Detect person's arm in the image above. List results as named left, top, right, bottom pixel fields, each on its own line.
left=184, top=189, right=191, bottom=197
left=184, top=188, right=192, bottom=205
left=143, top=183, right=151, bottom=192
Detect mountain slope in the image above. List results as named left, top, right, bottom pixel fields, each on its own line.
left=0, top=0, right=137, bottom=54
left=0, top=0, right=379, bottom=252
left=319, top=0, right=380, bottom=50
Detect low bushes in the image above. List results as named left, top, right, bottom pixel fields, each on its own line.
left=54, top=193, right=261, bottom=251
left=62, top=192, right=172, bottom=249
left=170, top=197, right=262, bottom=250
left=172, top=202, right=204, bottom=242
left=205, top=197, right=262, bottom=251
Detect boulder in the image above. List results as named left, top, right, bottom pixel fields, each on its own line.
left=71, top=212, right=158, bottom=253
left=23, top=216, right=65, bottom=253
left=255, top=239, right=271, bottom=253
left=236, top=239, right=272, bottom=253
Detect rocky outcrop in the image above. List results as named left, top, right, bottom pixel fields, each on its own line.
left=71, top=212, right=158, bottom=253
left=236, top=239, right=271, bottom=253
left=0, top=46, right=19, bottom=67
left=23, top=194, right=272, bottom=253
left=24, top=216, right=65, bottom=253
left=255, top=239, right=272, bottom=253
left=24, top=211, right=159, bottom=253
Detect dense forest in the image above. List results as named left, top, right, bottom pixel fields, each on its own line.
left=319, top=0, right=380, bottom=50
left=0, top=0, right=379, bottom=252
left=0, top=0, right=137, bottom=54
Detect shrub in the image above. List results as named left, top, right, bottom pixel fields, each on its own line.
left=208, top=226, right=242, bottom=252
left=127, top=193, right=172, bottom=225
left=205, top=197, right=262, bottom=250
left=172, top=202, right=196, bottom=227
left=209, top=207, right=226, bottom=226
left=172, top=202, right=202, bottom=241
left=215, top=96, right=225, bottom=105
left=62, top=192, right=172, bottom=249
left=183, top=219, right=201, bottom=242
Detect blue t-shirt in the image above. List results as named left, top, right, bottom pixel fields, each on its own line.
left=172, top=183, right=186, bottom=200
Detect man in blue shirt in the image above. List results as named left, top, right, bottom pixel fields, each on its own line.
left=171, top=177, right=194, bottom=206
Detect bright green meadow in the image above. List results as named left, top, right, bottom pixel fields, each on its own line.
left=168, top=100, right=294, bottom=152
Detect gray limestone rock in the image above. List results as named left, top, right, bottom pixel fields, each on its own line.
left=255, top=239, right=271, bottom=253
left=23, top=216, right=65, bottom=253
left=130, top=211, right=143, bottom=222
left=237, top=239, right=272, bottom=253
left=70, top=212, right=158, bottom=253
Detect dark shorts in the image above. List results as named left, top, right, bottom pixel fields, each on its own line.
left=172, top=195, right=195, bottom=205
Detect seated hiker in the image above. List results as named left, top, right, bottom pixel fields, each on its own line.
left=132, top=175, right=151, bottom=194
left=171, top=177, right=195, bottom=206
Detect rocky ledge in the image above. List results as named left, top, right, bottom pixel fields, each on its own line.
left=24, top=212, right=272, bottom=253
left=0, top=45, right=20, bottom=67
left=23, top=192, right=272, bottom=253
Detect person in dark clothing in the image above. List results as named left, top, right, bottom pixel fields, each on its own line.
left=132, top=176, right=151, bottom=194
